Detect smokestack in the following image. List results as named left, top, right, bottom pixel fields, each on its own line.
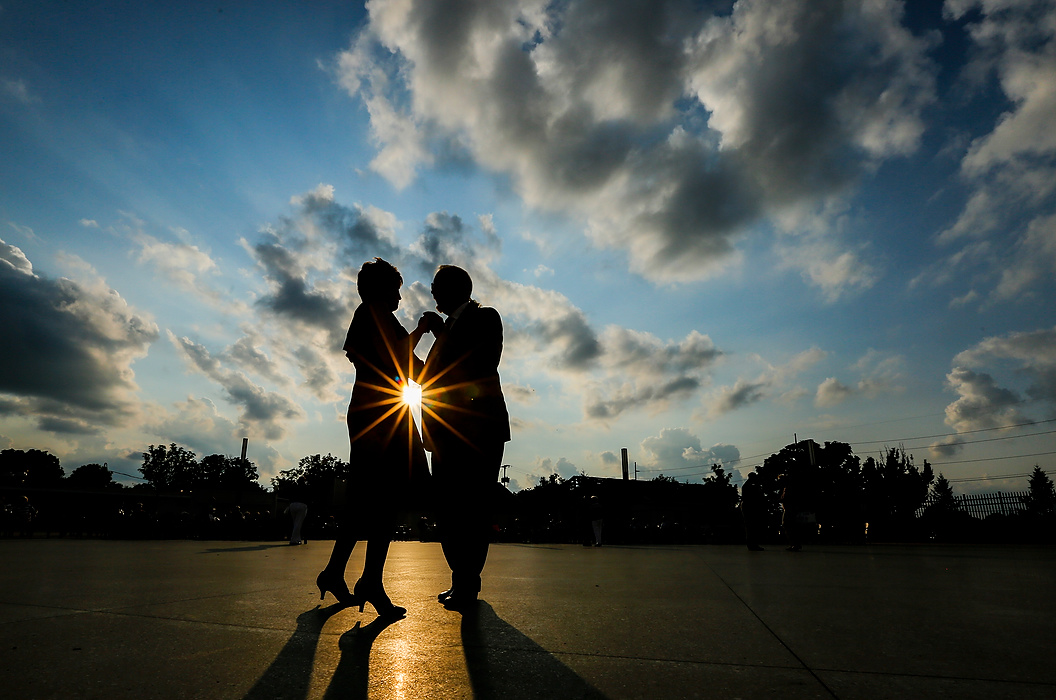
left=240, top=437, right=248, bottom=461
left=621, top=448, right=629, bottom=481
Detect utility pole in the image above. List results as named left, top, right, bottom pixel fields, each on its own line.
left=500, top=464, right=510, bottom=487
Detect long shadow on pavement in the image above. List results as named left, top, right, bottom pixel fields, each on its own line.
left=323, top=616, right=401, bottom=699
left=199, top=544, right=291, bottom=553
left=462, top=601, right=608, bottom=700
left=243, top=603, right=347, bottom=700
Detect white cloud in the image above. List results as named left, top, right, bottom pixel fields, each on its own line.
left=503, top=383, right=538, bottom=405
left=705, top=346, right=826, bottom=418
left=0, top=238, right=33, bottom=275
left=815, top=350, right=905, bottom=407
left=933, top=325, right=1056, bottom=455
left=133, top=232, right=218, bottom=291
left=142, top=396, right=285, bottom=481
left=527, top=456, right=581, bottom=484
left=932, top=1, right=1056, bottom=303
left=531, top=264, right=554, bottom=278
left=778, top=238, right=880, bottom=302
left=638, top=427, right=741, bottom=481
left=336, top=0, right=936, bottom=283
left=169, top=332, right=305, bottom=441
left=816, top=377, right=855, bottom=408
left=990, top=212, right=1056, bottom=303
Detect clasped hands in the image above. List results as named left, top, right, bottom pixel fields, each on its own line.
left=416, top=311, right=445, bottom=336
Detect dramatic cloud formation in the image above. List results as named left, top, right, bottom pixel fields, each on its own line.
left=337, top=0, right=935, bottom=285
left=0, top=238, right=158, bottom=433
left=639, top=427, right=742, bottom=481
left=141, top=397, right=284, bottom=475
left=706, top=347, right=826, bottom=417
left=933, top=326, right=1056, bottom=455
left=933, top=0, right=1056, bottom=305
left=170, top=333, right=305, bottom=441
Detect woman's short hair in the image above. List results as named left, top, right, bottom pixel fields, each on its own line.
left=357, top=257, right=402, bottom=302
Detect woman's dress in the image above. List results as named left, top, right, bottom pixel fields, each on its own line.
left=342, top=303, right=428, bottom=524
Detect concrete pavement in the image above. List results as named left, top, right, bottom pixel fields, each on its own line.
left=1, top=539, right=1054, bottom=699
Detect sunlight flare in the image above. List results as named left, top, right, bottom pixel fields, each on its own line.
left=401, top=380, right=422, bottom=410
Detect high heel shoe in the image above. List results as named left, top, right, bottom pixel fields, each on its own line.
left=316, top=570, right=358, bottom=607
left=353, top=580, right=406, bottom=620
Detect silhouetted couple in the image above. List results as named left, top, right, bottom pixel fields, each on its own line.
left=315, top=259, right=510, bottom=618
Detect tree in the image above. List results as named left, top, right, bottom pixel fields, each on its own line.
left=928, top=473, right=958, bottom=513
left=140, top=443, right=198, bottom=490
left=701, top=464, right=741, bottom=530
left=196, top=454, right=260, bottom=491
left=218, top=457, right=259, bottom=490
left=0, top=449, right=64, bottom=488
left=66, top=463, right=115, bottom=490
left=1022, top=466, right=1056, bottom=516
left=702, top=464, right=739, bottom=507
left=271, top=453, right=348, bottom=507
left=861, top=446, right=933, bottom=539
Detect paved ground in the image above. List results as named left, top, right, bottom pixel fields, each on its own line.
left=1, top=539, right=1054, bottom=699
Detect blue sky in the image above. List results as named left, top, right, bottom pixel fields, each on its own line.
left=2, top=0, right=1054, bottom=492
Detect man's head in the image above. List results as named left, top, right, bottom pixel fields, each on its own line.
left=431, top=265, right=473, bottom=315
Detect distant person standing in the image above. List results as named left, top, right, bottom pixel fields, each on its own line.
left=13, top=495, right=36, bottom=538
left=285, top=500, right=308, bottom=545
left=739, top=472, right=765, bottom=551
left=588, top=495, right=604, bottom=547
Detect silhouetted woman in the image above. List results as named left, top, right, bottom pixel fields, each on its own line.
left=316, top=258, right=430, bottom=619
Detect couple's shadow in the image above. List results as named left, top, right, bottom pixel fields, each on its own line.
left=461, top=602, right=607, bottom=699
left=244, top=601, right=606, bottom=699
left=242, top=603, right=396, bottom=700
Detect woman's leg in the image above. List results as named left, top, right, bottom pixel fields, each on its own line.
left=316, top=505, right=359, bottom=604
left=360, top=536, right=391, bottom=586
left=352, top=508, right=405, bottom=617
left=357, top=505, right=396, bottom=586
left=324, top=534, right=356, bottom=575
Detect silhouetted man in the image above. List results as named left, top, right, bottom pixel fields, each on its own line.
left=419, top=265, right=510, bottom=609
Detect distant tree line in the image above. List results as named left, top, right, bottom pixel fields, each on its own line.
left=3, top=441, right=1054, bottom=543
left=502, top=441, right=1056, bottom=545
left=0, top=445, right=274, bottom=540
left=0, top=444, right=264, bottom=493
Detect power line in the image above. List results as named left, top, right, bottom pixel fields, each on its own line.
left=846, top=418, right=1056, bottom=446
left=947, top=469, right=1054, bottom=484
left=929, top=450, right=1056, bottom=466
left=899, top=428, right=1056, bottom=452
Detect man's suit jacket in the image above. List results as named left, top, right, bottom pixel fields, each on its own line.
left=420, top=300, right=511, bottom=453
